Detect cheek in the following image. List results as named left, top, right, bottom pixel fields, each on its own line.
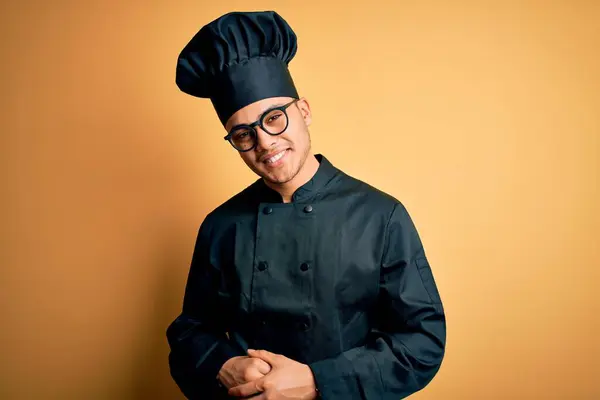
left=292, top=127, right=309, bottom=147
left=240, top=152, right=264, bottom=172
left=284, top=124, right=306, bottom=145
left=239, top=152, right=254, bottom=166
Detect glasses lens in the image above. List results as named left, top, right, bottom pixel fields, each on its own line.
left=230, top=127, right=256, bottom=151
left=262, top=109, right=288, bottom=135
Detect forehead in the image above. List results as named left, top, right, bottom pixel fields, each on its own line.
left=225, top=96, right=292, bottom=130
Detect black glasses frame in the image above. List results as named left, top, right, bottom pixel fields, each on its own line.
left=223, top=99, right=299, bottom=152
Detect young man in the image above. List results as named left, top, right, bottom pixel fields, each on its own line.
left=167, top=11, right=446, bottom=400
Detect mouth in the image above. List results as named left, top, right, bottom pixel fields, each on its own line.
left=261, top=149, right=289, bottom=167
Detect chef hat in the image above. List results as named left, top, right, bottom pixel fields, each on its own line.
left=176, top=11, right=300, bottom=126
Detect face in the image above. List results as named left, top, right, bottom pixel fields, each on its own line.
left=225, top=96, right=313, bottom=185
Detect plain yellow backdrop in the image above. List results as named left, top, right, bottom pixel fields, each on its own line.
left=1, top=1, right=598, bottom=399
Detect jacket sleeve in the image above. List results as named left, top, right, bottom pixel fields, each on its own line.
left=309, top=202, right=446, bottom=399
left=166, top=215, right=246, bottom=399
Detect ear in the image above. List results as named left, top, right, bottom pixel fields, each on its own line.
left=296, top=97, right=312, bottom=127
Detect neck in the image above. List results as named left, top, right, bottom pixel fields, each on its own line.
left=264, top=152, right=320, bottom=203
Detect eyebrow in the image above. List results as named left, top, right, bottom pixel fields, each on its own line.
left=230, top=102, right=287, bottom=131
left=255, top=102, right=286, bottom=120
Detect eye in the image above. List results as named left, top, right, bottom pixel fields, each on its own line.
left=267, top=114, right=281, bottom=123
left=232, top=129, right=251, bottom=140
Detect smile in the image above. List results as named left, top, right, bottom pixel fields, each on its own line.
left=264, top=149, right=287, bottom=165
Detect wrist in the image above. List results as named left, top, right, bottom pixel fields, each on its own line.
left=217, top=356, right=236, bottom=380
left=304, top=364, right=319, bottom=398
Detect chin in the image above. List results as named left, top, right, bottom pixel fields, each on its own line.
left=265, top=163, right=299, bottom=184
left=264, top=174, right=293, bottom=185
left=260, top=167, right=293, bottom=184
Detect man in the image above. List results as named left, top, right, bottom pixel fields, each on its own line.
left=167, top=10, right=446, bottom=400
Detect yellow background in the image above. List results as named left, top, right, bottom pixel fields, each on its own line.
left=2, top=1, right=599, bottom=399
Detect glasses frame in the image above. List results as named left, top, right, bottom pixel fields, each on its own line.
left=223, top=99, right=299, bottom=152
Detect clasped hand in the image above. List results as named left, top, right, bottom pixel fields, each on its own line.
left=218, top=349, right=318, bottom=399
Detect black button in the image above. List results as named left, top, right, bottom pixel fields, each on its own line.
left=300, top=262, right=310, bottom=271
left=261, top=319, right=267, bottom=326
left=300, top=322, right=310, bottom=331
left=263, top=206, right=273, bottom=215
left=303, top=205, right=313, bottom=213
left=257, top=261, right=268, bottom=271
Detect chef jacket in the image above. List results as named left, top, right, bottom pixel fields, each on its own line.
left=166, top=154, right=446, bottom=399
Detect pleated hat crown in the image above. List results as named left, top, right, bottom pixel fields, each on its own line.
left=176, top=11, right=299, bottom=126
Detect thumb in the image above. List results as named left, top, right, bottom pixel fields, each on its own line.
left=247, top=349, right=280, bottom=365
left=256, top=359, right=272, bottom=375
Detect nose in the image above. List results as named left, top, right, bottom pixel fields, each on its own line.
left=254, top=126, right=277, bottom=152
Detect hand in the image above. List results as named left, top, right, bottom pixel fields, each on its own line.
left=217, top=355, right=272, bottom=389
left=228, top=349, right=318, bottom=399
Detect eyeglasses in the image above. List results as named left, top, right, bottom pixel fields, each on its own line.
left=224, top=99, right=299, bottom=152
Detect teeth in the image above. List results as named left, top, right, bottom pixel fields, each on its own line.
left=265, top=150, right=286, bottom=164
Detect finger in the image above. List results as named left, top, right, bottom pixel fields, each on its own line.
left=245, top=393, right=267, bottom=400
left=248, top=349, right=280, bottom=365
left=228, top=379, right=263, bottom=398
left=254, top=359, right=272, bottom=375
left=246, top=395, right=267, bottom=400
left=244, top=369, right=265, bottom=382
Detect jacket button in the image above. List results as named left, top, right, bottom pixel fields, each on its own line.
left=300, top=321, right=310, bottom=331
left=263, top=206, right=273, bottom=215
left=303, top=205, right=313, bottom=213
left=300, top=262, right=310, bottom=271
left=257, top=261, right=268, bottom=271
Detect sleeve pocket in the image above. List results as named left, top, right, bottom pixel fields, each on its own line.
left=415, top=257, right=443, bottom=304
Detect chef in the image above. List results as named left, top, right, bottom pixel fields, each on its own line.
left=167, top=10, right=446, bottom=400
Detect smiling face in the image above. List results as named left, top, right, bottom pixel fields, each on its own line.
left=225, top=96, right=314, bottom=186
